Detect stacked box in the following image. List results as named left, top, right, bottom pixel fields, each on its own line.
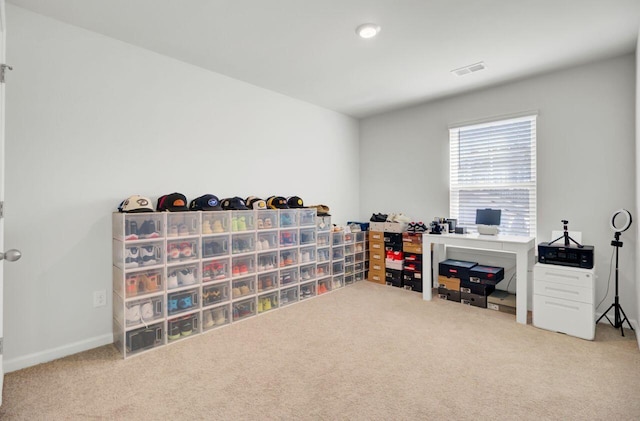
left=402, top=233, right=423, bottom=292
left=367, top=231, right=386, bottom=284
left=487, top=290, right=516, bottom=315
left=385, top=268, right=403, bottom=288
left=438, top=259, right=478, bottom=303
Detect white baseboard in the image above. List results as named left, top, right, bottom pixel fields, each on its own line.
left=3, top=334, right=113, bottom=373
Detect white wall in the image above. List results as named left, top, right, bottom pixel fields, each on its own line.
left=361, top=54, right=637, bottom=324
left=636, top=30, right=640, bottom=348
left=3, top=5, right=359, bottom=371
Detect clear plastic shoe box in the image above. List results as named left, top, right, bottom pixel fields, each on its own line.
left=113, top=207, right=363, bottom=359
left=167, top=212, right=200, bottom=238
left=202, top=304, right=230, bottom=332
left=202, top=281, right=230, bottom=308
left=202, top=236, right=230, bottom=259
left=167, top=287, right=199, bottom=317
left=258, top=291, right=279, bottom=313
left=279, top=229, right=298, bottom=248
left=279, top=209, right=298, bottom=228
left=257, top=251, right=278, bottom=273
left=299, top=282, right=316, bottom=300
left=201, top=257, right=230, bottom=283
left=166, top=263, right=199, bottom=291
left=233, top=298, right=256, bottom=321
left=279, top=287, right=298, bottom=307
left=298, top=209, right=317, bottom=227
left=167, top=312, right=199, bottom=343
left=279, top=267, right=299, bottom=287
left=256, top=210, right=278, bottom=230
left=167, top=238, right=199, bottom=264
left=257, top=271, right=278, bottom=293
left=232, top=232, right=256, bottom=255
left=232, top=276, right=256, bottom=300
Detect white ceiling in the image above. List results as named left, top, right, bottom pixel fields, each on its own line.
left=7, top=0, right=640, bottom=118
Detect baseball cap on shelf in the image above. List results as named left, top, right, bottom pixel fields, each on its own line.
left=310, top=204, right=330, bottom=216
left=157, top=193, right=189, bottom=212
left=221, top=197, right=249, bottom=210
left=246, top=196, right=267, bottom=210
left=266, top=196, right=289, bottom=209
left=118, top=195, right=154, bottom=213
left=190, top=194, right=222, bottom=211
left=287, top=196, right=305, bottom=208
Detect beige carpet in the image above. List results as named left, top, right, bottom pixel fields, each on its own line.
left=1, top=281, right=639, bottom=420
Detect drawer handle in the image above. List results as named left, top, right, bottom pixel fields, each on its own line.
left=545, top=286, right=579, bottom=295
left=546, top=272, right=580, bottom=281
left=546, top=301, right=579, bottom=311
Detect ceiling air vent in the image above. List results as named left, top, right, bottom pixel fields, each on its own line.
left=451, top=61, right=486, bottom=76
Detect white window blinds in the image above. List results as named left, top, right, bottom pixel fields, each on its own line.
left=449, top=115, right=537, bottom=237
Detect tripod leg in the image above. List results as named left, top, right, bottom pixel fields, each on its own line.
left=617, top=306, right=635, bottom=331
left=596, top=303, right=616, bottom=326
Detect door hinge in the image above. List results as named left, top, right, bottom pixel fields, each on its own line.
left=0, top=201, right=4, bottom=218
left=0, top=64, right=13, bottom=83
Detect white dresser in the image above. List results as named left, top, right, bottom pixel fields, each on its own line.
left=533, top=263, right=595, bottom=340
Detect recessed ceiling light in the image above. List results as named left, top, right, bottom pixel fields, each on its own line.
left=356, top=23, right=381, bottom=39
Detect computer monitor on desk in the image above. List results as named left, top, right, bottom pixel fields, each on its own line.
left=476, top=208, right=501, bottom=235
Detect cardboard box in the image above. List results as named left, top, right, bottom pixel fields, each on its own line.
left=461, top=291, right=487, bottom=308
left=403, top=271, right=422, bottom=282
left=370, top=261, right=385, bottom=272
left=487, top=290, right=516, bottom=315
left=403, top=279, right=423, bottom=292
left=370, top=241, right=385, bottom=252
left=404, top=252, right=423, bottom=263
left=385, top=259, right=404, bottom=271
left=384, top=232, right=403, bottom=246
left=437, top=286, right=461, bottom=302
left=384, top=243, right=404, bottom=252
left=384, top=221, right=408, bottom=233
left=469, top=265, right=505, bottom=286
left=438, top=259, right=478, bottom=280
left=460, top=279, right=495, bottom=296
left=370, top=222, right=386, bottom=232
left=402, top=232, right=423, bottom=244
left=369, top=231, right=384, bottom=242
left=385, top=269, right=403, bottom=288
left=403, top=243, right=423, bottom=254
left=403, top=261, right=422, bottom=272
left=367, top=271, right=386, bottom=284
left=370, top=251, right=385, bottom=263
left=437, top=275, right=460, bottom=291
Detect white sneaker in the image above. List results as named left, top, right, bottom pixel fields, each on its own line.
left=167, top=271, right=179, bottom=289
left=140, top=302, right=154, bottom=321
left=204, top=311, right=215, bottom=328
left=125, top=304, right=141, bottom=324
left=178, top=269, right=196, bottom=285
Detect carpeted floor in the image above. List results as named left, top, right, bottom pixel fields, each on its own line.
left=1, top=281, right=639, bottom=420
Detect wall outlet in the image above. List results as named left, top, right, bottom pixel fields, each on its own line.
left=93, top=290, right=107, bottom=307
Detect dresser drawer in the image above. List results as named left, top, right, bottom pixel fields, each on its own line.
left=534, top=279, right=594, bottom=304
left=533, top=264, right=594, bottom=288
left=533, top=294, right=594, bottom=340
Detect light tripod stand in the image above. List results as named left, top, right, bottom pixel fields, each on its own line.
left=596, top=209, right=634, bottom=337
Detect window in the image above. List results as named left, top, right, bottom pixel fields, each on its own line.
left=449, top=115, right=537, bottom=237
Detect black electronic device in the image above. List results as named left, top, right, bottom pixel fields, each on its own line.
left=475, top=209, right=501, bottom=226
left=537, top=243, right=594, bottom=269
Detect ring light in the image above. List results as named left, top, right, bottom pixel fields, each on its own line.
left=610, top=209, right=632, bottom=233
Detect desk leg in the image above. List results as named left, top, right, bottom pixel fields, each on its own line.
left=516, top=250, right=528, bottom=325
left=423, top=239, right=433, bottom=300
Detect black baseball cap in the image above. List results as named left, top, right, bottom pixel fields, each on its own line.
left=267, top=196, right=289, bottom=209
left=221, top=197, right=248, bottom=210
left=190, top=194, right=222, bottom=211
left=157, top=193, right=189, bottom=212
left=287, top=196, right=305, bottom=208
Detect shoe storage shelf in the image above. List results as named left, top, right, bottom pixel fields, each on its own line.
left=112, top=208, right=365, bottom=359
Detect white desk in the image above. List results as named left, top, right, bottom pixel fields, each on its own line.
left=422, top=233, right=536, bottom=325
